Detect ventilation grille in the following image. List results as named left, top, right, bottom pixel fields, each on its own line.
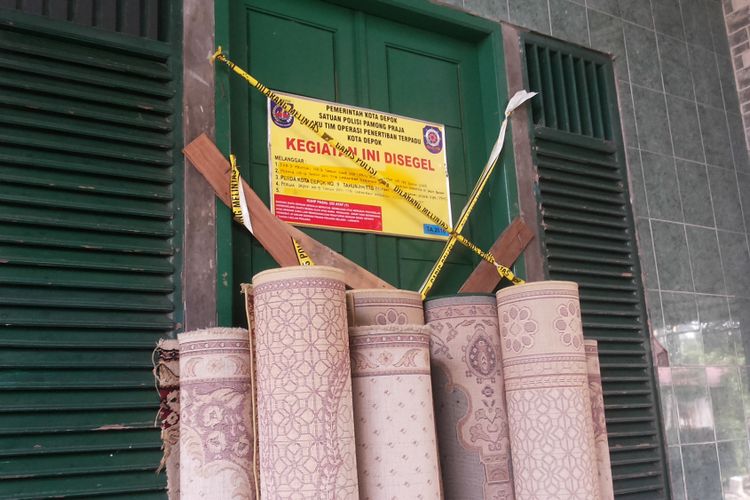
left=0, top=0, right=170, bottom=40
left=525, top=42, right=613, bottom=141
left=523, top=34, right=670, bottom=499
left=0, top=9, right=178, bottom=499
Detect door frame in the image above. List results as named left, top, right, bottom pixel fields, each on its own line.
left=213, top=0, right=519, bottom=324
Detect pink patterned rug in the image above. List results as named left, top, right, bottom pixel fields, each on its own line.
left=349, top=324, right=442, bottom=499
left=154, top=338, right=180, bottom=500
left=178, top=327, right=256, bottom=500
left=346, top=289, right=424, bottom=327
left=585, top=340, right=614, bottom=500
left=253, top=267, right=358, bottom=499
left=497, top=281, right=598, bottom=500
left=241, top=283, right=260, bottom=499
left=425, top=294, right=515, bottom=500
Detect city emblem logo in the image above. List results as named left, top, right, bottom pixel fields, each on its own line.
left=423, top=125, right=443, bottom=154
left=270, top=101, right=294, bottom=128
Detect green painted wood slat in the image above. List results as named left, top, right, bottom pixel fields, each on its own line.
left=0, top=327, right=166, bottom=350
left=0, top=428, right=160, bottom=456
left=0, top=245, right=174, bottom=273
left=0, top=146, right=173, bottom=183
left=0, top=223, right=173, bottom=255
left=0, top=164, right=172, bottom=200
left=0, top=69, right=173, bottom=114
left=0, top=87, right=173, bottom=132
left=0, top=390, right=163, bottom=412
left=0, top=52, right=174, bottom=98
left=0, top=108, right=173, bottom=149
left=0, top=204, right=174, bottom=237
left=0, top=27, right=171, bottom=79
left=0, top=126, right=173, bottom=165
left=0, top=266, right=173, bottom=292
left=0, top=183, right=173, bottom=218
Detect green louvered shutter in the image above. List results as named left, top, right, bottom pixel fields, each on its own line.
left=0, top=8, right=180, bottom=499
left=521, top=33, right=670, bottom=499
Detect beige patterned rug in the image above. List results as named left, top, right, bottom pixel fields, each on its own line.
left=497, top=281, right=598, bottom=500
left=346, top=289, right=424, bottom=327
left=178, top=327, right=256, bottom=500
left=425, top=294, right=515, bottom=500
left=253, top=266, right=359, bottom=499
left=585, top=339, right=614, bottom=500
left=349, top=324, right=442, bottom=499
left=154, top=338, right=180, bottom=500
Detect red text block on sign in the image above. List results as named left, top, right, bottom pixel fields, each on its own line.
left=273, top=194, right=383, bottom=231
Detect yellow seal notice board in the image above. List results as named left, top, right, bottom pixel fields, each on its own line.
left=268, top=92, right=451, bottom=240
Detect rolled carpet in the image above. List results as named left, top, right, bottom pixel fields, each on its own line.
left=497, top=281, right=598, bottom=500
left=349, top=324, right=442, bottom=499
left=253, top=266, right=359, bottom=499
left=424, top=294, right=515, bottom=500
left=346, top=289, right=424, bottom=327
left=240, top=283, right=256, bottom=331
left=585, top=339, right=614, bottom=500
left=178, top=327, right=256, bottom=500
left=154, top=338, right=180, bottom=500
left=240, top=283, right=261, bottom=500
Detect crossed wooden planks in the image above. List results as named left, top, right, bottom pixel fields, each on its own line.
left=183, top=133, right=533, bottom=293
left=458, top=218, right=534, bottom=293
left=183, top=134, right=390, bottom=289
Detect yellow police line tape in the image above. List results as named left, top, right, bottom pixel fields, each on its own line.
left=418, top=90, right=536, bottom=298
left=229, top=154, right=248, bottom=229
left=212, top=47, right=525, bottom=294
left=230, top=153, right=315, bottom=266
left=292, top=239, right=314, bottom=266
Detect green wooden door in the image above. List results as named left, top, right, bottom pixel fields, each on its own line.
left=0, top=8, right=180, bottom=499
left=222, top=0, right=512, bottom=323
